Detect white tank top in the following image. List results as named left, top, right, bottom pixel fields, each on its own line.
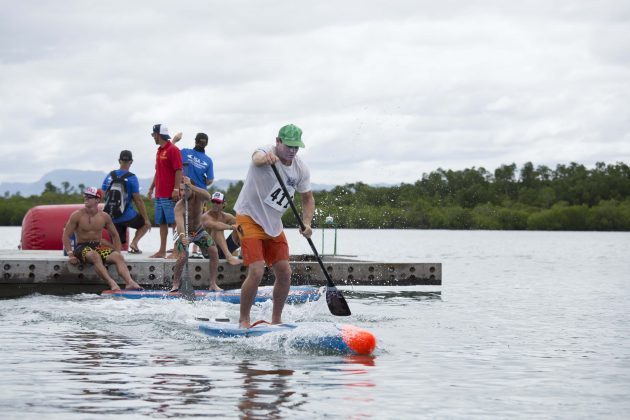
left=234, top=145, right=311, bottom=236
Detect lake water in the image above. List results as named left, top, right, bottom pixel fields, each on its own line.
left=1, top=226, right=629, bottom=418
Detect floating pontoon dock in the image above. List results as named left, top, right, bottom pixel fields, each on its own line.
left=0, top=250, right=441, bottom=298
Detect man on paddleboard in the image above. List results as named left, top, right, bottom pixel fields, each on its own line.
left=171, top=176, right=224, bottom=292
left=62, top=186, right=143, bottom=291
left=234, top=124, right=314, bottom=328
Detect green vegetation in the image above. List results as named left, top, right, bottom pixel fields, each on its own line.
left=2, top=162, right=630, bottom=230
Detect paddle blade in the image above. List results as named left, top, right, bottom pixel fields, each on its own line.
left=180, top=281, right=195, bottom=301
left=180, top=268, right=196, bottom=302
left=326, top=286, right=351, bottom=316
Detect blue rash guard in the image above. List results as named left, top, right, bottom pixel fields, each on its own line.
left=181, top=148, right=214, bottom=188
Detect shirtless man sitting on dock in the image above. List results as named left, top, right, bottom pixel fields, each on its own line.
left=62, top=186, right=143, bottom=291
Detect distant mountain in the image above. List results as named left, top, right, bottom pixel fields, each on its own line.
left=311, top=182, right=336, bottom=191
left=0, top=169, right=336, bottom=197
left=0, top=170, right=108, bottom=197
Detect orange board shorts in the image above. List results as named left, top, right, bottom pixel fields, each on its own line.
left=235, top=214, right=289, bottom=267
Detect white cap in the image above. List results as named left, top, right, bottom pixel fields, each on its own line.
left=211, top=192, right=225, bottom=203
left=84, top=186, right=102, bottom=199
left=152, top=124, right=171, bottom=139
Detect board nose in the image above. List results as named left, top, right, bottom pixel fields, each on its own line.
left=340, top=325, right=377, bottom=355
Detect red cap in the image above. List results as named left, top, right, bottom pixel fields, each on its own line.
left=84, top=186, right=102, bottom=199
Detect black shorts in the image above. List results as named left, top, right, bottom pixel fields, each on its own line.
left=115, top=213, right=145, bottom=244
left=217, top=233, right=240, bottom=259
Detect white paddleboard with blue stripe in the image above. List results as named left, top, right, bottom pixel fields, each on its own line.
left=197, top=319, right=377, bottom=355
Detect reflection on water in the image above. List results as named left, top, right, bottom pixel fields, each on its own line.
left=344, top=355, right=376, bottom=367
left=237, top=360, right=297, bottom=418
left=340, top=356, right=376, bottom=395
left=62, top=330, right=141, bottom=368
left=232, top=356, right=378, bottom=418
left=58, top=330, right=220, bottom=416
left=344, top=289, right=442, bottom=302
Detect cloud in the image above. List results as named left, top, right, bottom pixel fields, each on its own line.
left=1, top=0, right=629, bottom=186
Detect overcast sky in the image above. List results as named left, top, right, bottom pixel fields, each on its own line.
left=1, top=0, right=629, bottom=186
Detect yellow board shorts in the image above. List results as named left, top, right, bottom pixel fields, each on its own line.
left=74, top=242, right=114, bottom=263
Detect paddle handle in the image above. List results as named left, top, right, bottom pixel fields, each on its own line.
left=270, top=163, right=335, bottom=288
left=183, top=162, right=189, bottom=254
left=179, top=162, right=195, bottom=300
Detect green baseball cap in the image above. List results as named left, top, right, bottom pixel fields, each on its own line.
left=278, top=124, right=305, bottom=148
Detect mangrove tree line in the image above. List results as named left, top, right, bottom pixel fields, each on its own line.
left=1, top=161, right=629, bottom=230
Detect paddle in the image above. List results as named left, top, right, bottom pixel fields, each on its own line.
left=179, top=162, right=196, bottom=301
left=270, top=163, right=351, bottom=316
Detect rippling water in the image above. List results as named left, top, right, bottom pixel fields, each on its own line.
left=1, top=227, right=629, bottom=418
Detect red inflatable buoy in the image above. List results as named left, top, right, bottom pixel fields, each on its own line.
left=20, top=204, right=128, bottom=251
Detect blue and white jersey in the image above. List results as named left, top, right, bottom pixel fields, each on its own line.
left=181, top=148, right=214, bottom=188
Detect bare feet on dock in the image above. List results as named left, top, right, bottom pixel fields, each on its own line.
left=149, top=252, right=166, bottom=258
left=165, top=248, right=179, bottom=259
left=227, top=256, right=242, bottom=266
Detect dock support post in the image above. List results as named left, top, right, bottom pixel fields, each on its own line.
left=321, top=216, right=337, bottom=256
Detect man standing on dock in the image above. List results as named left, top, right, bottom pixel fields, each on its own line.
left=173, top=132, right=214, bottom=189
left=62, top=186, right=143, bottom=291
left=147, top=124, right=183, bottom=259
left=173, top=132, right=215, bottom=259
left=234, top=124, right=314, bottom=328
left=101, top=150, right=151, bottom=254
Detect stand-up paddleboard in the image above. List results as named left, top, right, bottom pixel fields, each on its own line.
left=101, top=285, right=321, bottom=304
left=198, top=320, right=377, bottom=355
